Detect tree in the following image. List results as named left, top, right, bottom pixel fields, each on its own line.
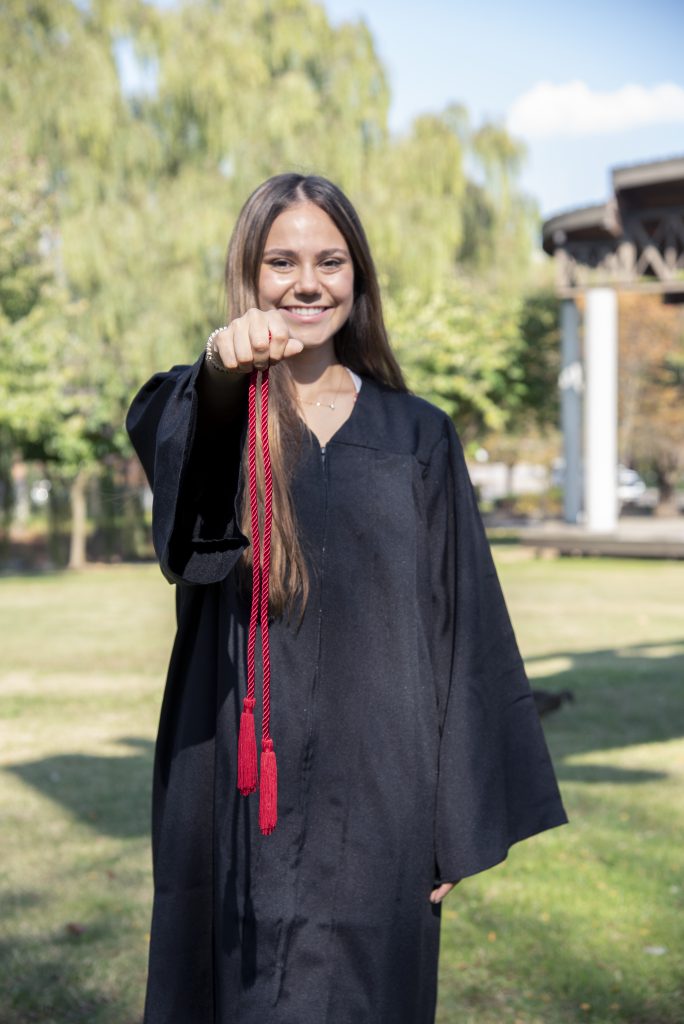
left=385, top=282, right=560, bottom=450
left=1, top=0, right=159, bottom=565
left=385, top=279, right=525, bottom=445
left=1, top=0, right=546, bottom=565
left=362, top=109, right=467, bottom=293
left=618, top=293, right=684, bottom=514
left=458, top=118, right=538, bottom=287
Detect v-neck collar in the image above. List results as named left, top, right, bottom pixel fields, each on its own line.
left=300, top=370, right=376, bottom=452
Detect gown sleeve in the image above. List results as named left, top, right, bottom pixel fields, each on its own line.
left=125, top=353, right=250, bottom=586
left=424, top=415, right=569, bottom=883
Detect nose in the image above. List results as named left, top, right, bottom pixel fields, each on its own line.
left=294, top=261, right=322, bottom=298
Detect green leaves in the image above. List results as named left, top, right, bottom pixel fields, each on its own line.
left=1, top=0, right=552, bottom=559
left=386, top=280, right=549, bottom=446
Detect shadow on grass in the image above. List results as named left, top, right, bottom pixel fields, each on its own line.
left=0, top=927, right=143, bottom=1024
left=558, top=764, right=667, bottom=783
left=4, top=737, right=153, bottom=839
left=528, top=638, right=684, bottom=776
left=0, top=888, right=43, bottom=916
left=435, top=635, right=684, bottom=1021
left=5, top=639, right=683, bottom=837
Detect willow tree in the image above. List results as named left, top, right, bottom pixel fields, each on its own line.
left=1, top=0, right=544, bottom=566
left=0, top=0, right=163, bottom=566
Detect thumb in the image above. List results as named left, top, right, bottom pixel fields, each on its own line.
left=284, top=338, right=304, bottom=357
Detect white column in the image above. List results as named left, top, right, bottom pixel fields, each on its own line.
left=559, top=299, right=583, bottom=523
left=584, top=288, right=618, bottom=532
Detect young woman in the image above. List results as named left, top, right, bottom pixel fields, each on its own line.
left=126, top=172, right=568, bottom=1024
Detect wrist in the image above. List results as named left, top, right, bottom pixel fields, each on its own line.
left=205, top=327, right=232, bottom=374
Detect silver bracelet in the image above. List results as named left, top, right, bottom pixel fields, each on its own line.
left=205, top=326, right=232, bottom=373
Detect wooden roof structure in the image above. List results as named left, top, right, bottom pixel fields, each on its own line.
left=542, top=155, right=684, bottom=297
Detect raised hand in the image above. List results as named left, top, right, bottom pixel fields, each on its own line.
left=209, top=308, right=304, bottom=374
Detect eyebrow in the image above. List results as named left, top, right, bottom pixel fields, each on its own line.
left=263, top=247, right=348, bottom=258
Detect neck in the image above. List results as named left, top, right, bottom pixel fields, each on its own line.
left=286, top=338, right=341, bottom=386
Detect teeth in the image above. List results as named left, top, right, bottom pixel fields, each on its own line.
left=286, top=307, right=327, bottom=315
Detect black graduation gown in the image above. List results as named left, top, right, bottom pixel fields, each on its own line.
left=126, top=356, right=568, bottom=1024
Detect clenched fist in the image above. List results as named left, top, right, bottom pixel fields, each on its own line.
left=209, top=308, right=304, bottom=374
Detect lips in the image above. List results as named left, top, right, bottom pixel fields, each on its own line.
left=280, top=307, right=331, bottom=323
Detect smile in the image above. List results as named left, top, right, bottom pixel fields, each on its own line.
left=280, top=307, right=331, bottom=322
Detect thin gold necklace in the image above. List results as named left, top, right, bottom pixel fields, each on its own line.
left=297, top=366, right=356, bottom=410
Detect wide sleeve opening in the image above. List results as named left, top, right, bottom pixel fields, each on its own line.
left=125, top=354, right=250, bottom=586
left=424, top=417, right=569, bottom=884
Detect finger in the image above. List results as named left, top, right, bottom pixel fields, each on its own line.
left=214, top=325, right=240, bottom=371
left=429, top=882, right=457, bottom=904
left=233, top=317, right=256, bottom=371
left=283, top=337, right=304, bottom=358
left=247, top=312, right=272, bottom=370
left=266, top=311, right=291, bottom=362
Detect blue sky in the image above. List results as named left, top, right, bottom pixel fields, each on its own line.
left=128, top=0, right=684, bottom=220
left=321, top=0, right=684, bottom=218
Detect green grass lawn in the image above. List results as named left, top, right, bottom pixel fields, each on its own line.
left=0, top=556, right=682, bottom=1024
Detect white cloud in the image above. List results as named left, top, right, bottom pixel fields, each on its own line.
left=507, top=80, right=684, bottom=139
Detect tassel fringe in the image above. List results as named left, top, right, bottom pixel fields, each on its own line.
left=237, top=696, right=257, bottom=795
left=259, top=738, right=278, bottom=836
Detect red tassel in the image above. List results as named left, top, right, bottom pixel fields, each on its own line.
left=259, top=738, right=278, bottom=836
left=237, top=697, right=257, bottom=796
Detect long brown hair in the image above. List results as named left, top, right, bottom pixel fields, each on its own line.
left=225, top=173, right=407, bottom=624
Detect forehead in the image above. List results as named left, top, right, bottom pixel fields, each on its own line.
left=264, top=201, right=349, bottom=252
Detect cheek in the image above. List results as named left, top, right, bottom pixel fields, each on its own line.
left=257, top=269, right=280, bottom=306
left=256, top=270, right=266, bottom=305
left=336, top=271, right=355, bottom=308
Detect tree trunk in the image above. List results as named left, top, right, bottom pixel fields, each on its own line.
left=0, top=465, right=12, bottom=561
left=505, top=460, right=515, bottom=497
left=653, top=469, right=679, bottom=518
left=68, top=469, right=89, bottom=570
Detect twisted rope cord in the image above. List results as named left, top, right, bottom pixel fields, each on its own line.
left=240, top=346, right=277, bottom=834
left=259, top=367, right=274, bottom=744
left=246, top=368, right=260, bottom=711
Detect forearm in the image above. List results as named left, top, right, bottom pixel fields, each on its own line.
left=195, top=357, right=250, bottom=438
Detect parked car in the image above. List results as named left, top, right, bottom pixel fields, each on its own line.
left=551, top=460, right=647, bottom=506
left=617, top=466, right=647, bottom=504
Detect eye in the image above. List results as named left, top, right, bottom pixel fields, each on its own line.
left=322, top=258, right=343, bottom=269
left=269, top=259, right=291, bottom=269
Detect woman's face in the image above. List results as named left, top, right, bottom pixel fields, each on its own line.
left=257, top=201, right=355, bottom=350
